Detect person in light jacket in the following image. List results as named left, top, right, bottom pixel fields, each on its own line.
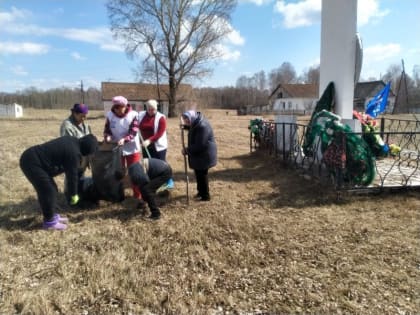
left=103, top=96, right=143, bottom=205
left=60, top=103, right=91, bottom=138
left=60, top=103, right=92, bottom=202
left=138, top=99, right=174, bottom=190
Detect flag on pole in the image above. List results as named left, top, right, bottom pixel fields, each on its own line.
left=365, top=82, right=391, bottom=118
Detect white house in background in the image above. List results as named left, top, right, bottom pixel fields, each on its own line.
left=268, top=81, right=396, bottom=116
left=0, top=103, right=23, bottom=118
left=269, top=83, right=319, bottom=115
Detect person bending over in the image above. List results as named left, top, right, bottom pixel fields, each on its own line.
left=128, top=158, right=172, bottom=220
left=20, top=134, right=98, bottom=230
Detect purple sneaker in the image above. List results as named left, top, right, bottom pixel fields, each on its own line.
left=43, top=218, right=67, bottom=230
left=53, top=214, right=69, bottom=224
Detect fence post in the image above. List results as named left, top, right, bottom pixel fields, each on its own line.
left=274, top=123, right=278, bottom=158
left=380, top=117, right=385, bottom=140
left=249, top=130, right=252, bottom=153
left=282, top=123, right=286, bottom=162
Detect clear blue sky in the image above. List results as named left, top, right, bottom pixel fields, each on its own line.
left=1, top=0, right=419, bottom=93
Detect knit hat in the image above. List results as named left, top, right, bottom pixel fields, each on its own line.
left=79, top=134, right=98, bottom=156
left=182, top=110, right=197, bottom=124
left=72, top=103, right=88, bottom=114
left=112, top=96, right=128, bottom=107
left=145, top=99, right=158, bottom=110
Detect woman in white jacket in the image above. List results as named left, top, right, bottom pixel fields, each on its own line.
left=138, top=99, right=174, bottom=189
left=104, top=96, right=143, bottom=202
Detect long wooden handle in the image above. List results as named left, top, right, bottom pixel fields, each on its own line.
left=180, top=117, right=189, bottom=205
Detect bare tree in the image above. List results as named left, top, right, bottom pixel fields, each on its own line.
left=268, top=62, right=297, bottom=91
left=382, top=63, right=403, bottom=90
left=300, top=65, right=320, bottom=85
left=107, top=0, right=237, bottom=116
left=254, top=70, right=267, bottom=91
left=236, top=75, right=249, bottom=89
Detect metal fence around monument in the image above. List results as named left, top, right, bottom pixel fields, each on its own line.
left=250, top=117, right=420, bottom=192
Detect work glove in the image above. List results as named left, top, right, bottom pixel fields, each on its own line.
left=70, top=194, right=80, bottom=206
left=117, top=138, right=125, bottom=146
left=142, top=139, right=151, bottom=147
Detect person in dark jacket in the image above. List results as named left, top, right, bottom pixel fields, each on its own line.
left=20, top=134, right=98, bottom=230
left=128, top=158, right=172, bottom=220
left=181, top=110, right=217, bottom=201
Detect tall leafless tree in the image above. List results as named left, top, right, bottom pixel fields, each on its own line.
left=254, top=70, right=267, bottom=91
left=300, top=65, right=320, bottom=85
left=268, top=62, right=297, bottom=91
left=106, top=0, right=237, bottom=116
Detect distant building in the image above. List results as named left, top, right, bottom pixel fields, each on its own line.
left=0, top=103, right=23, bottom=118
left=354, top=80, right=396, bottom=114
left=267, top=81, right=395, bottom=115
left=269, top=83, right=318, bottom=115
left=101, top=82, right=195, bottom=116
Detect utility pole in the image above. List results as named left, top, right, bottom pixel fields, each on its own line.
left=80, top=80, right=85, bottom=104
left=392, top=59, right=409, bottom=114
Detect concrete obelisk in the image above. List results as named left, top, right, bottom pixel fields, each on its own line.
left=319, top=0, right=359, bottom=128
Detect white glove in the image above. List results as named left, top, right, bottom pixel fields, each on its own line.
left=143, top=139, right=151, bottom=147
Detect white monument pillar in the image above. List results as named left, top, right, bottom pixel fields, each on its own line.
left=319, top=0, right=357, bottom=122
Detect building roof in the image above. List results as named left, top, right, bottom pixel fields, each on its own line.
left=269, top=83, right=318, bottom=99
left=270, top=81, right=395, bottom=101
left=101, top=82, right=194, bottom=102
left=354, top=80, right=395, bottom=99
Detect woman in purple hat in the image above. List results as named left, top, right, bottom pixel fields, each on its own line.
left=60, top=103, right=91, bottom=138
left=60, top=103, right=92, bottom=204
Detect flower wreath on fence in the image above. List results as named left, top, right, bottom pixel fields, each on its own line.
left=303, top=110, right=376, bottom=186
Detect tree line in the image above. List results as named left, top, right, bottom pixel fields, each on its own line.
left=2, top=0, right=419, bottom=114
left=0, top=86, right=102, bottom=110
left=1, top=61, right=419, bottom=112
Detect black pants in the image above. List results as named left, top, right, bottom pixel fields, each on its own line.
left=20, top=148, right=57, bottom=221
left=194, top=169, right=209, bottom=198
left=142, top=146, right=167, bottom=161
left=132, top=166, right=172, bottom=215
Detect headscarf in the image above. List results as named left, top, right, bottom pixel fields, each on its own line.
left=112, top=96, right=128, bottom=107
left=145, top=99, right=158, bottom=110
left=182, top=110, right=197, bottom=124
left=111, top=96, right=130, bottom=117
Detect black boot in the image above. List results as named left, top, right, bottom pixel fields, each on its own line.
left=148, top=209, right=161, bottom=220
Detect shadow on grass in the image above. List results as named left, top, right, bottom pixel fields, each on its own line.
left=0, top=197, right=43, bottom=231
left=178, top=150, right=415, bottom=209
left=169, top=150, right=343, bottom=208
left=0, top=190, right=179, bottom=231
left=2, top=150, right=412, bottom=231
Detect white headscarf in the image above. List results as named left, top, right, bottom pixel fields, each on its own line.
left=182, top=110, right=197, bottom=124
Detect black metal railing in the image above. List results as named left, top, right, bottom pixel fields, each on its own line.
left=250, top=120, right=420, bottom=191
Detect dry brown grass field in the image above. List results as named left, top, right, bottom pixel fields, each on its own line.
left=0, top=108, right=419, bottom=314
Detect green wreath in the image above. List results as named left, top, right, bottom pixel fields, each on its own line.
left=303, top=110, right=376, bottom=186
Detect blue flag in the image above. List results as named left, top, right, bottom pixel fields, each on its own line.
left=365, top=82, right=391, bottom=118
